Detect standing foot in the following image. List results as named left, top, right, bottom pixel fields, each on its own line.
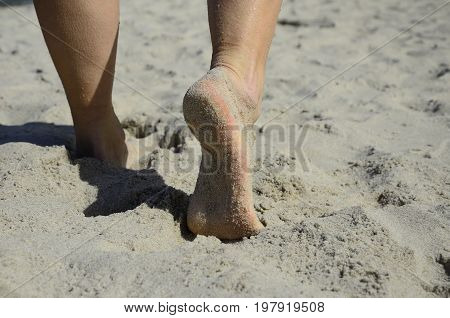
left=73, top=107, right=133, bottom=168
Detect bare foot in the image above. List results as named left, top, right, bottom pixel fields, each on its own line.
left=183, top=67, right=264, bottom=240
left=73, top=107, right=129, bottom=168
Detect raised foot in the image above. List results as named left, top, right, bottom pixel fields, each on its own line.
left=183, top=67, right=264, bottom=240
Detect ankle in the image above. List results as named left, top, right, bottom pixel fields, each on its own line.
left=71, top=103, right=115, bottom=127
left=211, top=53, right=265, bottom=105
left=73, top=106, right=124, bottom=145
left=74, top=111, right=127, bottom=166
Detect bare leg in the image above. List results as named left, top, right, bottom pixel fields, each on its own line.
left=184, top=0, right=282, bottom=239
left=34, top=0, right=128, bottom=167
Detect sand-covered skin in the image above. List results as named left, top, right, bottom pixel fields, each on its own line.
left=0, top=0, right=449, bottom=297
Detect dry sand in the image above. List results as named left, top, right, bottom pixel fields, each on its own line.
left=0, top=0, right=449, bottom=297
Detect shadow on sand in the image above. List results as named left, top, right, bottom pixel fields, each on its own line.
left=0, top=122, right=194, bottom=240
left=0, top=0, right=33, bottom=6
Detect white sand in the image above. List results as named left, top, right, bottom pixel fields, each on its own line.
left=0, top=0, right=449, bottom=297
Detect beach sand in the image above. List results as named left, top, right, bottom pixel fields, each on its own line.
left=0, top=0, right=449, bottom=297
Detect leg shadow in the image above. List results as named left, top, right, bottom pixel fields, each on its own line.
left=0, top=122, right=193, bottom=240
left=78, top=159, right=193, bottom=240
left=0, top=122, right=75, bottom=148
left=0, top=0, right=33, bottom=6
